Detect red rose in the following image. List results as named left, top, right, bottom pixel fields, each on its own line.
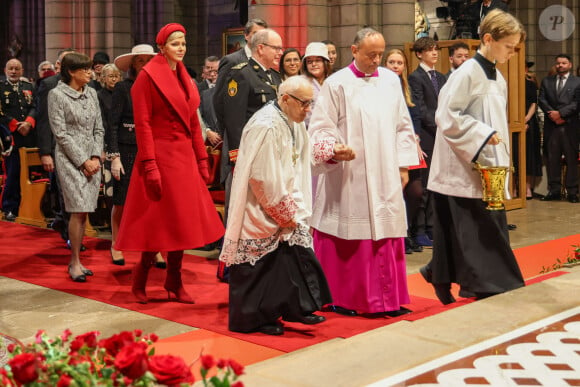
left=114, top=342, right=149, bottom=380
left=232, top=382, right=245, bottom=387
left=148, top=333, right=159, bottom=343
left=98, top=331, right=135, bottom=356
left=0, top=369, right=14, bottom=386
left=228, top=359, right=244, bottom=376
left=57, top=374, right=73, bottom=387
left=216, top=358, right=227, bottom=369
left=149, top=354, right=194, bottom=386
left=8, top=353, right=39, bottom=384
left=200, top=354, right=215, bottom=370
left=35, top=330, right=45, bottom=344
left=70, top=331, right=100, bottom=351
left=134, top=329, right=143, bottom=338
left=61, top=329, right=72, bottom=342
left=7, top=343, right=16, bottom=353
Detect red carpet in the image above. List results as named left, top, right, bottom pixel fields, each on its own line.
left=0, top=221, right=574, bottom=353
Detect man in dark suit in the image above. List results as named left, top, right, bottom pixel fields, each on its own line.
left=445, top=41, right=470, bottom=79
left=0, top=58, right=36, bottom=221
left=214, top=28, right=282, bottom=282
left=408, top=37, right=447, bottom=248
left=196, top=56, right=219, bottom=93
left=538, top=53, right=580, bottom=203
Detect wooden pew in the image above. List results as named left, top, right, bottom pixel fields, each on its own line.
left=14, top=147, right=98, bottom=236
left=15, top=147, right=49, bottom=227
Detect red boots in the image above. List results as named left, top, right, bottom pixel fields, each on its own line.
left=164, top=251, right=195, bottom=304
left=132, top=252, right=156, bottom=304
left=132, top=251, right=194, bottom=304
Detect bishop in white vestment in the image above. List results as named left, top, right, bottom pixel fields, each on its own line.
left=309, top=29, right=418, bottom=315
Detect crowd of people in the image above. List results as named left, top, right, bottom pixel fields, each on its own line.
left=1, top=9, right=579, bottom=336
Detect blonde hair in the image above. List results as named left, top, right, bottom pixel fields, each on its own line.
left=385, top=48, right=414, bottom=107
left=166, top=31, right=185, bottom=44
left=479, top=9, right=526, bottom=44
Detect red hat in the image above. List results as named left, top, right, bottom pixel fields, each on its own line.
left=156, top=23, right=186, bottom=46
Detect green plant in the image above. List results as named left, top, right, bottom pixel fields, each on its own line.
left=1, top=329, right=244, bottom=387
left=539, top=244, right=580, bottom=274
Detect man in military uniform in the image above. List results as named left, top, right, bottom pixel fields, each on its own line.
left=213, top=18, right=267, bottom=187
left=214, top=28, right=283, bottom=282
left=0, top=58, right=36, bottom=221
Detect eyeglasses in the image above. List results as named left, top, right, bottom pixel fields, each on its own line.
left=287, top=93, right=312, bottom=109
left=262, top=43, right=284, bottom=53
left=106, top=74, right=121, bottom=79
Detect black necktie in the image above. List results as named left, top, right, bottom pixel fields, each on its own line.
left=429, top=70, right=439, bottom=95
left=266, top=70, right=272, bottom=82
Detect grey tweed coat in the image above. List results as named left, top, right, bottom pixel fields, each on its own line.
left=48, top=81, right=104, bottom=212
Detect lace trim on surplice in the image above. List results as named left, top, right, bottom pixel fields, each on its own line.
left=312, top=138, right=336, bottom=164
left=220, top=223, right=313, bottom=266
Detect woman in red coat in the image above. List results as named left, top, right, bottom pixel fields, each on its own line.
left=116, top=23, right=224, bottom=303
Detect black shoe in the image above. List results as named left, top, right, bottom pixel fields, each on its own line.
left=507, top=224, right=517, bottom=230
left=383, top=306, right=413, bottom=317
left=285, top=314, right=326, bottom=325
left=155, top=261, right=167, bottom=269
left=541, top=192, right=562, bottom=201
left=410, top=238, right=423, bottom=252
left=433, top=283, right=456, bottom=305
left=258, top=323, right=284, bottom=335
left=68, top=266, right=86, bottom=283
left=81, top=268, right=94, bottom=276
left=419, top=265, right=432, bottom=283
left=66, top=240, right=87, bottom=252
left=326, top=305, right=358, bottom=316
left=568, top=194, right=579, bottom=203
left=4, top=212, right=16, bottom=221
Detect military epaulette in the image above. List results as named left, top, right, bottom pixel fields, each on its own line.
left=231, top=62, right=248, bottom=70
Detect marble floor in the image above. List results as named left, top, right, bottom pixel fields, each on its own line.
left=1, top=197, right=579, bottom=386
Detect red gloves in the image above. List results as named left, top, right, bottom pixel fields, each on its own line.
left=143, top=159, right=162, bottom=201
left=198, top=159, right=210, bottom=185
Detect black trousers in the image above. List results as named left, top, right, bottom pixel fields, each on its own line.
left=546, top=126, right=579, bottom=196
left=2, top=149, right=21, bottom=214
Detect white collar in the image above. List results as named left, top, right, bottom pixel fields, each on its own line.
left=420, top=62, right=436, bottom=73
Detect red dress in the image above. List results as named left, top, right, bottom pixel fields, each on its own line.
left=116, top=54, right=224, bottom=251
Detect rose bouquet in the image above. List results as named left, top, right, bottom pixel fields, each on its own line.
left=1, top=329, right=244, bottom=387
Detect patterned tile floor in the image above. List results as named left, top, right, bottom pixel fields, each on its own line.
left=373, top=307, right=580, bottom=386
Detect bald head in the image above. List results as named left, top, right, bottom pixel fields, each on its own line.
left=5, top=59, right=23, bottom=82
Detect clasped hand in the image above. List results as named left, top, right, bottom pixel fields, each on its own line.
left=81, top=158, right=101, bottom=177
left=332, top=143, right=356, bottom=161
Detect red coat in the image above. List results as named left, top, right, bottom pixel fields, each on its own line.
left=116, top=54, right=224, bottom=251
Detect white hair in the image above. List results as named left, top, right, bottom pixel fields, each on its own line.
left=278, top=75, right=311, bottom=97
left=37, top=60, right=54, bottom=73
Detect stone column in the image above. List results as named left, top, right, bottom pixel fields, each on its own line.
left=44, top=0, right=132, bottom=64
left=249, top=0, right=414, bottom=68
